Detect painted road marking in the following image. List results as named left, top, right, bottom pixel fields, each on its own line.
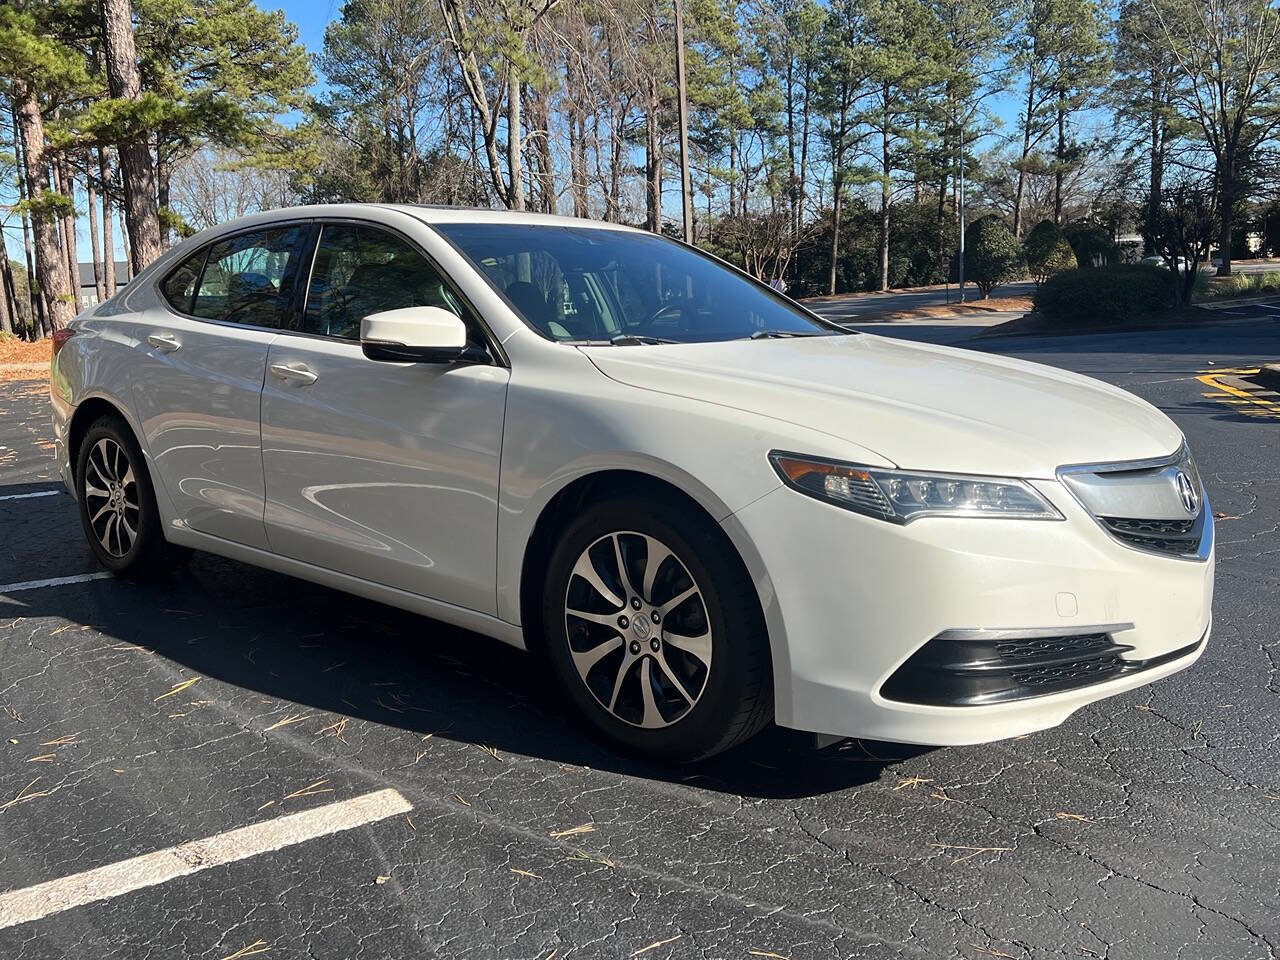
left=0, top=572, right=114, bottom=595
left=0, top=788, right=411, bottom=930
left=0, top=490, right=61, bottom=502
left=1197, top=369, right=1280, bottom=419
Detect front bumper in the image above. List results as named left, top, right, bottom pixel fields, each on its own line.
left=724, top=477, right=1214, bottom=746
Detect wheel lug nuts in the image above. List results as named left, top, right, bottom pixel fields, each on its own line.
left=629, top=640, right=641, bottom=655
left=649, top=638, right=660, bottom=651
left=630, top=597, right=641, bottom=610
left=651, top=611, right=660, bottom=624
left=618, top=615, right=629, bottom=629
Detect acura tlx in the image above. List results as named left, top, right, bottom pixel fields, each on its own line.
left=50, top=205, right=1213, bottom=761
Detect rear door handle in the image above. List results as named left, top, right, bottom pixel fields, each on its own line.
left=147, top=332, right=181, bottom=353
left=269, top=362, right=318, bottom=386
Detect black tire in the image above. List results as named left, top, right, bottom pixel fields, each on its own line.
left=75, top=415, right=186, bottom=580
left=541, top=495, right=773, bottom=762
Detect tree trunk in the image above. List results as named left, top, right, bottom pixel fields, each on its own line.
left=61, top=158, right=81, bottom=306
left=0, top=250, right=14, bottom=337
left=101, top=149, right=117, bottom=297
left=879, top=103, right=891, bottom=293
left=566, top=58, right=589, bottom=219
left=1053, top=103, right=1065, bottom=225
left=87, top=161, right=106, bottom=303
left=506, top=70, right=525, bottom=212
left=12, top=83, right=77, bottom=332
left=1217, top=155, right=1235, bottom=277
left=674, top=0, right=693, bottom=243
left=0, top=256, right=21, bottom=337
left=11, top=102, right=45, bottom=338
left=101, top=0, right=163, bottom=274
left=828, top=169, right=844, bottom=295
left=1013, top=73, right=1036, bottom=239
left=156, top=147, right=171, bottom=251
left=645, top=77, right=662, bottom=234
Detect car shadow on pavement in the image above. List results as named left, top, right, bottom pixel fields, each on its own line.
left=5, top=551, right=930, bottom=800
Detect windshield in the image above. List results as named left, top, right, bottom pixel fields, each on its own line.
left=436, top=223, right=838, bottom=344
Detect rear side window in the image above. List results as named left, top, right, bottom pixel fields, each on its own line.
left=303, top=224, right=468, bottom=340
left=161, top=248, right=207, bottom=314
left=191, top=226, right=307, bottom=329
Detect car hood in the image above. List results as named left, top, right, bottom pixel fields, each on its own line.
left=581, top=333, right=1182, bottom=478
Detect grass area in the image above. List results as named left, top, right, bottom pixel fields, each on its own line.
left=1196, top=270, right=1280, bottom=301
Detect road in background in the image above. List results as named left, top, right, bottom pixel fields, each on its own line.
left=1, top=314, right=1278, bottom=959
left=804, top=257, right=1280, bottom=323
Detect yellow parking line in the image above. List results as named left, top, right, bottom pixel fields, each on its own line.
left=1196, top=373, right=1280, bottom=418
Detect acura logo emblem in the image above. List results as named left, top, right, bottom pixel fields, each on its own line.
left=1174, top=470, right=1199, bottom=515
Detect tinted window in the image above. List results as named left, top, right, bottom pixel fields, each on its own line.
left=438, top=224, right=834, bottom=343
left=303, top=225, right=468, bottom=340
left=161, top=247, right=207, bottom=314
left=191, top=226, right=307, bottom=328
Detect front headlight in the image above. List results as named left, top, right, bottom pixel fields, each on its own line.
left=769, top=452, right=1063, bottom=523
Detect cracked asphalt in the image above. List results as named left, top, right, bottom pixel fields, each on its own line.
left=1, top=315, right=1277, bottom=960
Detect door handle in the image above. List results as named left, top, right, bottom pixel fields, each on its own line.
left=269, top=362, right=318, bottom=385
left=147, top=332, right=181, bottom=352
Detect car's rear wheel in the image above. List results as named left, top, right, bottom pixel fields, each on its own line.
left=76, top=415, right=183, bottom=579
left=541, top=496, right=772, bottom=762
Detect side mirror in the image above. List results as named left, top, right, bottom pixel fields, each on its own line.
left=360, top=306, right=482, bottom=363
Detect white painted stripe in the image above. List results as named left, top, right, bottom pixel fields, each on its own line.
left=0, top=788, right=411, bottom=930
left=0, top=572, right=114, bottom=595
left=0, top=490, right=61, bottom=502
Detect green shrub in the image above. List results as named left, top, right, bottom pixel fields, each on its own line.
left=965, top=216, right=1024, bottom=298
left=1023, top=220, right=1078, bottom=284
left=1062, top=221, right=1117, bottom=267
left=1034, top=264, right=1174, bottom=324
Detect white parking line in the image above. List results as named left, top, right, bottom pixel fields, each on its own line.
left=0, top=572, right=114, bottom=595
left=0, top=490, right=61, bottom=502
left=0, top=788, right=411, bottom=930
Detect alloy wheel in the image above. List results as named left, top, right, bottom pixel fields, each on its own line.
left=563, top=531, right=713, bottom=729
left=82, top=437, right=139, bottom=558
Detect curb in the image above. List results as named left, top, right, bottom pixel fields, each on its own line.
left=1257, top=364, right=1280, bottom=390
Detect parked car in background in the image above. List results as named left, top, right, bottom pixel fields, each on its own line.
left=50, top=205, right=1214, bottom=760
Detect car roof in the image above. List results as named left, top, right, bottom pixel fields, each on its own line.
left=196, top=203, right=644, bottom=237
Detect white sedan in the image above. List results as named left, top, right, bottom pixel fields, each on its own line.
left=50, top=205, right=1214, bottom=761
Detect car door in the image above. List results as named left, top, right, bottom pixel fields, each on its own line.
left=131, top=223, right=311, bottom=551
left=259, top=221, right=510, bottom=614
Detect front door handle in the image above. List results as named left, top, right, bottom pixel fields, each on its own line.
left=269, top=362, right=318, bottom=386
left=147, top=332, right=181, bottom=353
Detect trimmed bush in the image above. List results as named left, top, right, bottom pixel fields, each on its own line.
left=965, top=216, right=1024, bottom=298
left=1062, top=220, right=1117, bottom=267
left=1023, top=220, right=1078, bottom=284
left=1033, top=264, right=1174, bottom=324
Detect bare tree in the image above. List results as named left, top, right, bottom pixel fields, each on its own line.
left=1147, top=0, right=1280, bottom=276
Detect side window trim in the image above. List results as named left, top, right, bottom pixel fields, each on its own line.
left=156, top=218, right=314, bottom=332
left=284, top=217, right=507, bottom=366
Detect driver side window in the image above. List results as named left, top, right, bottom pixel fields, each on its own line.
left=302, top=224, right=467, bottom=341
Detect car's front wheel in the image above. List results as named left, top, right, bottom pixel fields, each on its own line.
left=541, top=495, right=773, bottom=762
left=76, top=415, right=183, bottom=579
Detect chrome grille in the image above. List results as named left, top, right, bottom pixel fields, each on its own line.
left=1058, top=444, right=1210, bottom=560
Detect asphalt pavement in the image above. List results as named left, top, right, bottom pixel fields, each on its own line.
left=1, top=312, right=1278, bottom=959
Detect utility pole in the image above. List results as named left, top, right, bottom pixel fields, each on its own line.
left=957, top=123, right=966, bottom=303
left=674, top=0, right=694, bottom=244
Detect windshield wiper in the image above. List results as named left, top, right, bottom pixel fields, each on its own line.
left=608, top=334, right=679, bottom=345
left=747, top=329, right=823, bottom=339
